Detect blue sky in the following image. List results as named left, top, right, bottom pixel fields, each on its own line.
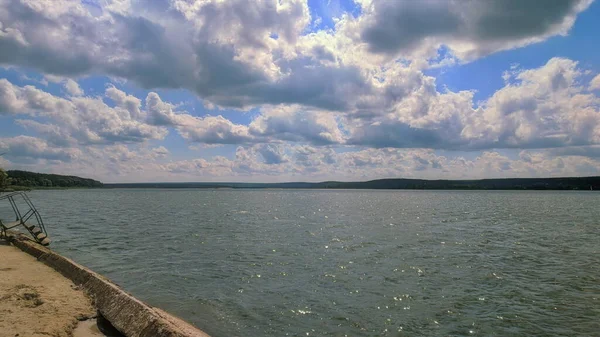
left=1, top=0, right=600, bottom=182
left=430, top=0, right=600, bottom=101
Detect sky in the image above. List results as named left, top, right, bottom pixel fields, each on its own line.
left=1, top=0, right=600, bottom=183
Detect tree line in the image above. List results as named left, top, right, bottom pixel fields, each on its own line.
left=1, top=169, right=103, bottom=189
left=105, top=176, right=600, bottom=190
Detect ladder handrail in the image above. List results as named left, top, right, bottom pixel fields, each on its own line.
left=0, top=191, right=48, bottom=243
left=19, top=192, right=46, bottom=234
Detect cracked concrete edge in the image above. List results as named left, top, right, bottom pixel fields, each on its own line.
left=8, top=233, right=211, bottom=337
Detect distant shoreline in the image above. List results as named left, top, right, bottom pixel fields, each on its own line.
left=102, top=176, right=600, bottom=191
left=1, top=186, right=96, bottom=191
left=5, top=169, right=599, bottom=191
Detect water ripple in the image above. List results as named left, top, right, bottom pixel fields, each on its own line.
left=14, top=189, right=600, bottom=337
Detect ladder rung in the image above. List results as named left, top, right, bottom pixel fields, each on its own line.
left=40, top=238, right=51, bottom=246
left=3, top=221, right=36, bottom=230
left=2, top=220, right=21, bottom=228
left=35, top=233, right=47, bottom=240
left=29, top=226, right=42, bottom=235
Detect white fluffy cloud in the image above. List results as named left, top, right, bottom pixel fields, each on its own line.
left=144, top=145, right=600, bottom=182
left=0, top=135, right=81, bottom=163
left=2, top=135, right=599, bottom=182
left=175, top=115, right=254, bottom=144
left=5, top=55, right=600, bottom=150
left=0, top=0, right=591, bottom=113
left=467, top=58, right=600, bottom=148
left=249, top=106, right=345, bottom=145
left=590, top=74, right=600, bottom=91
left=3, top=57, right=600, bottom=164
left=64, top=79, right=83, bottom=96
left=0, top=0, right=315, bottom=108
left=349, top=58, right=600, bottom=150
left=0, top=80, right=168, bottom=144
left=144, top=92, right=180, bottom=126
left=1, top=0, right=599, bottom=182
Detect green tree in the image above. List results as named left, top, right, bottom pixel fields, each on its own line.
left=0, top=168, right=10, bottom=190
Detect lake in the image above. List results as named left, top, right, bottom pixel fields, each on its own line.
left=2, top=189, right=599, bottom=336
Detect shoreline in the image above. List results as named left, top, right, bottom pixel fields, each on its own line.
left=1, top=233, right=210, bottom=337
left=4, top=170, right=600, bottom=191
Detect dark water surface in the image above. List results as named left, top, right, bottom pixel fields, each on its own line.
left=3, top=189, right=599, bottom=336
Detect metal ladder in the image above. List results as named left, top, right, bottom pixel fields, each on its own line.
left=0, top=191, right=50, bottom=246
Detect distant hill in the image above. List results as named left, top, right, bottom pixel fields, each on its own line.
left=104, top=176, right=600, bottom=190
left=6, top=170, right=103, bottom=188
left=4, top=169, right=599, bottom=190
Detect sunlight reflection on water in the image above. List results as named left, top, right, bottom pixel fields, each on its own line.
left=8, top=189, right=600, bottom=337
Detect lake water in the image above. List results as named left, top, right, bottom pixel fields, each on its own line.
left=2, top=189, right=599, bottom=336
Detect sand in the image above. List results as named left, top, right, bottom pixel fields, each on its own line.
left=0, top=241, right=98, bottom=337
left=72, top=319, right=111, bottom=337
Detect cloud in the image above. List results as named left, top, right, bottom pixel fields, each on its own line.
left=0, top=0, right=325, bottom=109
left=469, top=58, right=600, bottom=148
left=356, top=0, right=593, bottom=60
left=2, top=136, right=599, bottom=182
left=255, top=144, right=289, bottom=164
left=144, top=92, right=180, bottom=126
left=249, top=105, right=344, bottom=145
left=590, top=74, right=600, bottom=91
left=16, top=119, right=76, bottom=147
left=2, top=0, right=587, bottom=117
left=151, top=146, right=170, bottom=158
left=226, top=145, right=600, bottom=181
left=105, top=86, right=143, bottom=120
left=46, top=144, right=175, bottom=180
left=64, top=79, right=83, bottom=96
left=349, top=58, right=600, bottom=150
left=0, top=0, right=385, bottom=114
left=294, top=145, right=337, bottom=168
left=161, top=156, right=233, bottom=177
left=0, top=135, right=81, bottom=163
left=164, top=158, right=211, bottom=174
left=232, top=145, right=292, bottom=176
left=0, top=79, right=29, bottom=114
left=545, top=145, right=600, bottom=158
left=1, top=0, right=599, bottom=184
left=175, top=115, right=254, bottom=145
left=3, top=78, right=348, bottom=148
left=5, top=56, right=600, bottom=155
left=156, top=102, right=346, bottom=147
left=0, top=79, right=168, bottom=144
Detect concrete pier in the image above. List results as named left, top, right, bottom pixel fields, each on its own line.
left=1, top=234, right=211, bottom=337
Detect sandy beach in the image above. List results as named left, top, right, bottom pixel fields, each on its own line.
left=1, top=233, right=209, bottom=337
left=0, top=240, right=100, bottom=337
